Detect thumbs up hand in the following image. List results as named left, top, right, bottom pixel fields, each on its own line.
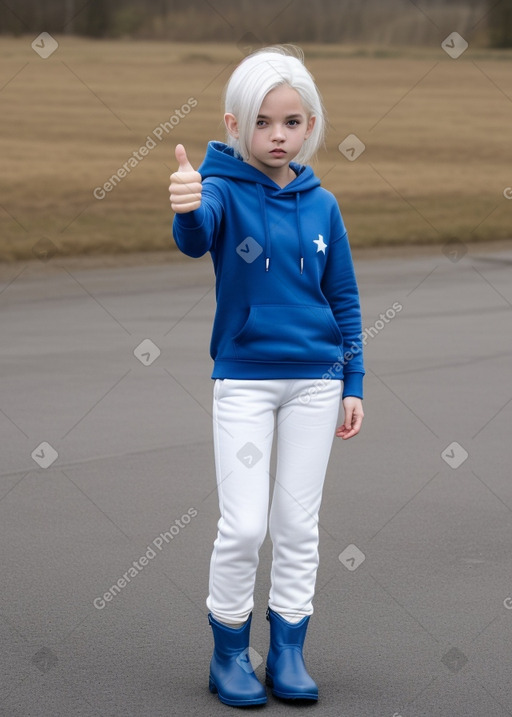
left=169, top=144, right=202, bottom=213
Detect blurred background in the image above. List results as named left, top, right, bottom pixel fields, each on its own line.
left=0, top=0, right=511, bottom=261
left=2, top=0, right=511, bottom=45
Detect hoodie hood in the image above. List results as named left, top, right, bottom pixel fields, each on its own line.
left=198, top=141, right=320, bottom=193
left=198, top=141, right=321, bottom=273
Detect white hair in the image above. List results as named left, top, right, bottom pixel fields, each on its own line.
left=223, top=45, right=326, bottom=165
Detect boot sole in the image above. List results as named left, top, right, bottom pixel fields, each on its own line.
left=265, top=671, right=318, bottom=702
left=209, top=675, right=267, bottom=707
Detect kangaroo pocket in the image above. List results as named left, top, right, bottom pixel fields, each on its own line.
left=232, top=304, right=343, bottom=363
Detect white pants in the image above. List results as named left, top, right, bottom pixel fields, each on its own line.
left=207, top=378, right=342, bottom=625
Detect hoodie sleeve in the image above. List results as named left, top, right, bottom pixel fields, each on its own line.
left=172, top=180, right=224, bottom=258
left=321, top=203, right=365, bottom=399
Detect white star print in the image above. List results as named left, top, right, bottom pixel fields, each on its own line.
left=313, top=234, right=327, bottom=254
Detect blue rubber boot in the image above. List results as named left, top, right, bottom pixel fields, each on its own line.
left=265, top=608, right=318, bottom=701
left=208, top=613, right=267, bottom=707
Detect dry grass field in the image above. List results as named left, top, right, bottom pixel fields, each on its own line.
left=0, top=36, right=511, bottom=262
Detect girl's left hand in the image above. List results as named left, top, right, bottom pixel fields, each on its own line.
left=336, top=397, right=364, bottom=440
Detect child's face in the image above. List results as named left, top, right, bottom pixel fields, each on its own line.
left=249, top=84, right=315, bottom=172
left=227, top=84, right=315, bottom=180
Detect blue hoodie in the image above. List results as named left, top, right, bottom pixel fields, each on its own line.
left=172, top=141, right=364, bottom=399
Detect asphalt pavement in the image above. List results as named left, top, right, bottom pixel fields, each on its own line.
left=1, top=242, right=512, bottom=716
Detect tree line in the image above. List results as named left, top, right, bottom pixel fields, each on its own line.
left=1, top=0, right=511, bottom=47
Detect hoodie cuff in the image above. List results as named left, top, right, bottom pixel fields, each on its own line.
left=173, top=205, right=206, bottom=229
left=342, top=372, right=364, bottom=400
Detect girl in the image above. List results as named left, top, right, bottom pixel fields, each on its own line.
left=169, top=45, right=364, bottom=707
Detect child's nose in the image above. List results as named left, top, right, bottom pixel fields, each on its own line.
left=270, top=125, right=286, bottom=141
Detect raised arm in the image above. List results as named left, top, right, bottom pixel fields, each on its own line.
left=170, top=144, right=222, bottom=258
